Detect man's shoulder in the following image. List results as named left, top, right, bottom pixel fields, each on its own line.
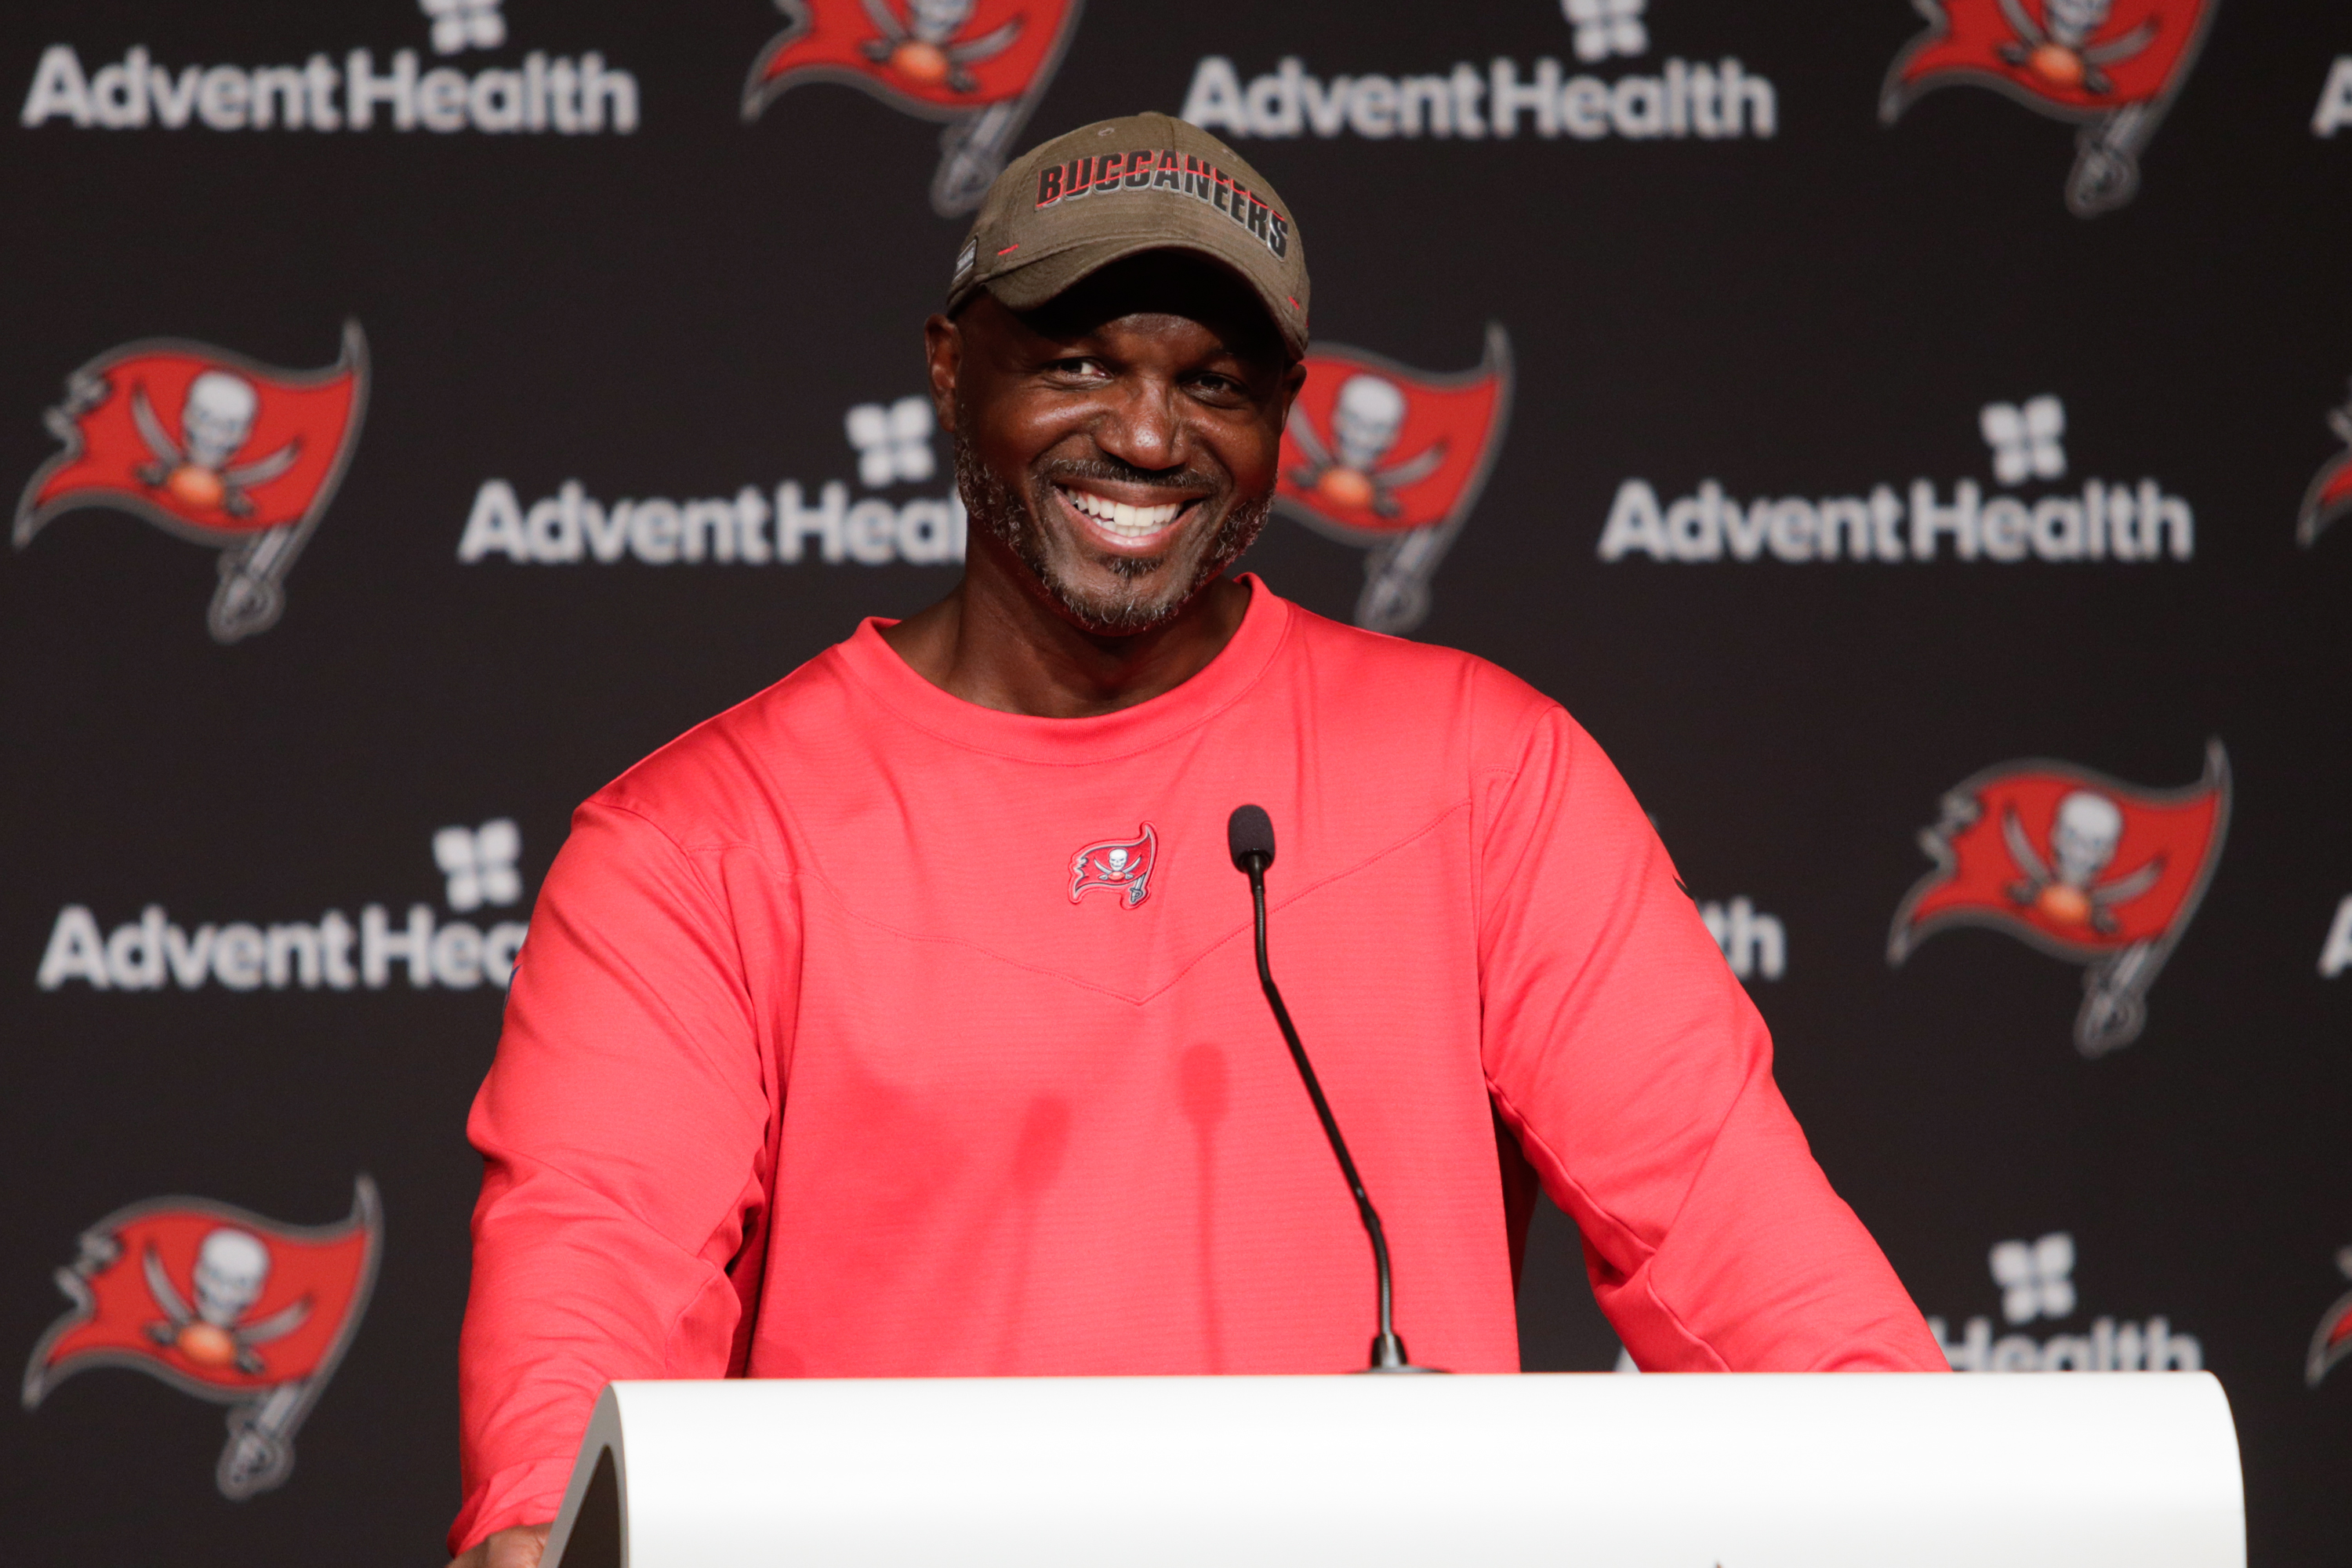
left=1273, top=597, right=1563, bottom=750
left=583, top=641, right=864, bottom=848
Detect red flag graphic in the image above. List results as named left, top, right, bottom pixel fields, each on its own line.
left=22, top=1178, right=381, bottom=1499
left=1069, top=823, right=1156, bottom=909
left=13, top=322, right=368, bottom=641
left=1889, top=742, right=2228, bottom=1054
left=742, top=0, right=1084, bottom=214
left=2297, top=387, right=2352, bottom=548
left=1890, top=0, right=2209, bottom=112
left=1274, top=325, right=1512, bottom=633
left=1880, top=0, right=2216, bottom=215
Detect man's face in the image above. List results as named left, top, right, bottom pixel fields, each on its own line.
left=929, top=253, right=1304, bottom=635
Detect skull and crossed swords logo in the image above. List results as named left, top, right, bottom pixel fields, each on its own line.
left=1992, top=0, right=2154, bottom=96
left=2000, top=788, right=2163, bottom=936
left=743, top=0, right=1086, bottom=216
left=1272, top=326, right=1513, bottom=635
left=140, top=1227, right=311, bottom=1377
left=23, top=1178, right=381, bottom=1501
left=13, top=322, right=368, bottom=643
left=1070, top=824, right=1158, bottom=909
left=1889, top=742, right=2229, bottom=1056
left=855, top=0, right=1021, bottom=94
left=1881, top=0, right=2216, bottom=216
left=1285, top=375, right=1450, bottom=521
left=129, top=370, right=299, bottom=520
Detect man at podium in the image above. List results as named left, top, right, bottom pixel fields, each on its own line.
left=448, top=114, right=1944, bottom=1567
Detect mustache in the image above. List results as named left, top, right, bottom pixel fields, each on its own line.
left=955, top=427, right=1273, bottom=635
left=1034, top=456, right=1224, bottom=495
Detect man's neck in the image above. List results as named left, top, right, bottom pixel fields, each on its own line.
left=878, top=546, right=1253, bottom=719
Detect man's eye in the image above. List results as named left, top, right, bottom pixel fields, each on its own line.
left=1049, top=358, right=1107, bottom=379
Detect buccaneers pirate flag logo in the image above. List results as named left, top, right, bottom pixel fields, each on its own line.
left=1880, top=0, right=2217, bottom=216
left=742, top=0, right=1085, bottom=216
left=13, top=322, right=368, bottom=643
left=1070, top=823, right=1157, bottom=908
left=1276, top=325, right=1512, bottom=635
left=1888, top=741, right=2228, bottom=1055
left=22, top=1178, right=381, bottom=1500
left=2296, top=382, right=2352, bottom=548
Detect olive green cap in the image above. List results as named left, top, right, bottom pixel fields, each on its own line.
left=947, top=111, right=1310, bottom=359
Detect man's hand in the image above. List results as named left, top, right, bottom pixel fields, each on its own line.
left=448, top=1523, right=551, bottom=1568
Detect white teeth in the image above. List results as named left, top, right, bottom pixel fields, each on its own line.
left=1059, top=487, right=1183, bottom=538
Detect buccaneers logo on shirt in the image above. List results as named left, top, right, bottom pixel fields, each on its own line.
left=2310, top=1247, right=2352, bottom=1388
left=13, top=323, right=368, bottom=643
left=742, top=0, right=1085, bottom=216
left=21, top=1178, right=380, bottom=1499
left=1070, top=823, right=1156, bottom=908
left=1275, top=325, right=1512, bottom=634
left=1887, top=741, right=2228, bottom=1056
left=1879, top=0, right=2216, bottom=216
left=2297, top=382, right=2352, bottom=548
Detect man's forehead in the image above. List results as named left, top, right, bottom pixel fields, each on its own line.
left=1011, top=253, right=1284, bottom=358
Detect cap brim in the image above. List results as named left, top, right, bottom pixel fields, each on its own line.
left=964, top=235, right=1306, bottom=361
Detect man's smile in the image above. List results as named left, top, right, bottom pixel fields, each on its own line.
left=1051, top=479, right=1209, bottom=554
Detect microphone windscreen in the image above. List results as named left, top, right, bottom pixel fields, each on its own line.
left=1227, top=804, right=1276, bottom=869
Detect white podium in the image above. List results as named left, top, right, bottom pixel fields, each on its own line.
left=542, top=1373, right=2243, bottom=1568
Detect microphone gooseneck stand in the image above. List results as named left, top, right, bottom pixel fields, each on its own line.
left=1227, top=804, right=1434, bottom=1374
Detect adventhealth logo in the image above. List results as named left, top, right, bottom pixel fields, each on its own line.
left=35, top=819, right=531, bottom=994
left=457, top=395, right=968, bottom=570
left=1597, top=394, right=2194, bottom=566
left=19, top=2, right=638, bottom=136
left=1182, top=2, right=1775, bottom=144
left=1927, top=1231, right=2205, bottom=1374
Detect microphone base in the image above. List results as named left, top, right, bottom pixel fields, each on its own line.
left=1361, top=1333, right=1446, bottom=1374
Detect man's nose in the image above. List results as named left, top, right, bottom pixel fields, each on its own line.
left=1092, top=378, right=1186, bottom=474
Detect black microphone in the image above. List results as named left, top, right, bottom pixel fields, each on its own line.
left=1227, top=804, right=1430, bottom=1374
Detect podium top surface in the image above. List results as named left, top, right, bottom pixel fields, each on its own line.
left=545, top=1373, right=2244, bottom=1568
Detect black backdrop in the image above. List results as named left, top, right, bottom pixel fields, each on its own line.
left=4, top=1, right=2349, bottom=1563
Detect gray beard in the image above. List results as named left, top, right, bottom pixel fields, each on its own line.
left=954, top=431, right=1271, bottom=636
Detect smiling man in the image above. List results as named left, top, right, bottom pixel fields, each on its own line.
left=448, top=113, right=1942, bottom=1567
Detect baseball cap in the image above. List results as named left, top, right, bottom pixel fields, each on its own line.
left=946, top=111, right=1311, bottom=361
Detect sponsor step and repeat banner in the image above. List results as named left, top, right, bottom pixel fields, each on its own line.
left=2, top=0, right=2347, bottom=1561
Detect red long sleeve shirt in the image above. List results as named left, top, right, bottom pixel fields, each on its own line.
left=451, top=579, right=1942, bottom=1552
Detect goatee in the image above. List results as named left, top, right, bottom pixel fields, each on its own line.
left=954, top=431, right=1269, bottom=636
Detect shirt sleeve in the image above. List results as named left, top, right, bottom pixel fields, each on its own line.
left=1473, top=694, right=1945, bottom=1373
left=448, top=798, right=779, bottom=1555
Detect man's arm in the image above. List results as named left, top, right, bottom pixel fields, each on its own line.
left=449, top=1523, right=550, bottom=1568
left=1472, top=691, right=1944, bottom=1371
left=449, top=798, right=780, bottom=1555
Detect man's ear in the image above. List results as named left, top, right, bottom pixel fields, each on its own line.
left=1277, top=357, right=1308, bottom=430
left=924, top=313, right=962, bottom=435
